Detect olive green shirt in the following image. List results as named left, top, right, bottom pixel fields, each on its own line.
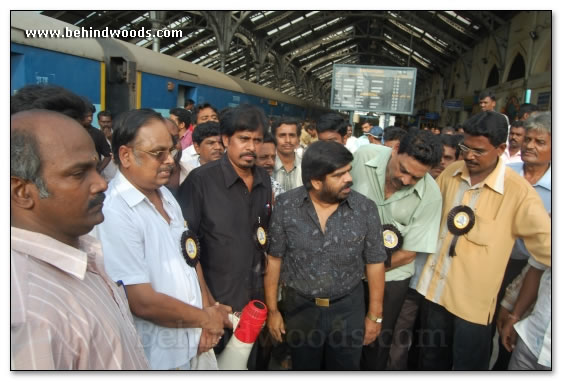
left=351, top=144, right=442, bottom=281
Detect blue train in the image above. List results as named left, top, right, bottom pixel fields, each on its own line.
left=11, top=11, right=325, bottom=127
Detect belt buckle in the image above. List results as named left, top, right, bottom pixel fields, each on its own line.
left=315, top=297, right=330, bottom=307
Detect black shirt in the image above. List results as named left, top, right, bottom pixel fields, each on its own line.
left=269, top=186, right=387, bottom=298
left=177, top=155, right=273, bottom=311
left=84, top=125, right=111, bottom=159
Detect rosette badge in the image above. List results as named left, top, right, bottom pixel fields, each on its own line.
left=382, top=224, right=403, bottom=268
left=181, top=221, right=201, bottom=267
left=446, top=205, right=475, bottom=257
left=253, top=216, right=268, bottom=252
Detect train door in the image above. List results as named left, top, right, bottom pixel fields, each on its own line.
left=177, top=85, right=197, bottom=108
left=106, top=57, right=137, bottom=116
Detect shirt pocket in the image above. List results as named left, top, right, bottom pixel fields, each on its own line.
left=458, top=213, right=495, bottom=255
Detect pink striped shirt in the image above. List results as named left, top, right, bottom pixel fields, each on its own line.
left=10, top=227, right=149, bottom=370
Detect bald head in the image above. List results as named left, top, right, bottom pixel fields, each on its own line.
left=11, top=110, right=107, bottom=247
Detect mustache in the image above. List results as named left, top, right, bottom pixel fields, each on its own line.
left=159, top=165, right=175, bottom=172
left=340, top=181, right=353, bottom=192
left=88, top=192, right=105, bottom=209
left=239, top=152, right=256, bottom=159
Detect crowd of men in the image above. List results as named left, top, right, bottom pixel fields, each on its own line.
left=10, top=85, right=551, bottom=371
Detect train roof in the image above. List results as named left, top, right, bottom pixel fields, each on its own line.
left=11, top=11, right=317, bottom=109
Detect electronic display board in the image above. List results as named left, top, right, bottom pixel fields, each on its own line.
left=330, top=64, right=417, bottom=114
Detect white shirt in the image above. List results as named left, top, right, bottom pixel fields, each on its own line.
left=514, top=259, right=551, bottom=367
left=98, top=171, right=203, bottom=370
left=345, top=136, right=358, bottom=153
left=179, top=145, right=198, bottom=184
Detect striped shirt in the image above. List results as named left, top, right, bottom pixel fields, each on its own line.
left=10, top=227, right=149, bottom=370
left=416, top=159, right=551, bottom=325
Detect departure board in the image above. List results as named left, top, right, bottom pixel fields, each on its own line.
left=330, top=64, right=417, bottom=114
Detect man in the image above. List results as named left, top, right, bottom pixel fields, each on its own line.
left=383, top=126, right=407, bottom=149
left=415, top=111, right=551, bottom=370
left=184, top=98, right=195, bottom=112
left=344, top=123, right=358, bottom=152
left=493, top=112, right=551, bottom=370
left=365, top=126, right=384, bottom=145
left=163, top=117, right=189, bottom=197
left=170, top=107, right=193, bottom=150
left=429, top=134, right=463, bottom=179
left=81, top=102, right=112, bottom=173
left=499, top=261, right=551, bottom=370
left=177, top=105, right=273, bottom=368
left=194, top=103, right=219, bottom=124
left=299, top=121, right=318, bottom=148
left=11, top=109, right=148, bottom=370
left=98, top=110, right=113, bottom=133
left=98, top=109, right=232, bottom=370
left=256, top=132, right=285, bottom=200
left=502, top=120, right=525, bottom=164
left=272, top=117, right=303, bottom=191
left=315, top=113, right=348, bottom=145
left=265, top=141, right=387, bottom=370
left=516, top=103, right=538, bottom=121
left=189, top=121, right=224, bottom=168
left=479, top=90, right=497, bottom=112
left=351, top=130, right=443, bottom=370
left=352, top=120, right=373, bottom=149
left=182, top=103, right=221, bottom=166
left=97, top=110, right=118, bottom=182
left=387, top=132, right=462, bottom=370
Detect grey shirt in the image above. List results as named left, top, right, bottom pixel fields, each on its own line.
left=268, top=186, right=387, bottom=298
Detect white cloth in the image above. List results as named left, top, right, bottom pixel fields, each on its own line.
left=179, top=145, right=199, bottom=184
left=345, top=136, right=358, bottom=153
left=98, top=171, right=203, bottom=370
left=514, top=261, right=551, bottom=367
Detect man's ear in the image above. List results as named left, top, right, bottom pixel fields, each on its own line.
left=11, top=176, right=36, bottom=210
left=221, top=135, right=229, bottom=148
left=119, top=145, right=133, bottom=168
left=310, top=178, right=323, bottom=192
left=496, top=142, right=507, bottom=156
left=193, top=142, right=201, bottom=155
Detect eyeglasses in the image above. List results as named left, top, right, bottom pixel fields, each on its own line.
left=458, top=143, right=487, bottom=157
left=134, top=147, right=178, bottom=162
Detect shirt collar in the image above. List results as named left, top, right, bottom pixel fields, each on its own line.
left=11, top=227, right=94, bottom=280
left=298, top=186, right=354, bottom=209
left=535, top=164, right=551, bottom=191
left=112, top=170, right=172, bottom=208
left=220, top=154, right=265, bottom=189
left=453, top=157, right=506, bottom=194
left=274, top=153, right=300, bottom=172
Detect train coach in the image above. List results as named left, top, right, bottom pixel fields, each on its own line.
left=11, top=11, right=325, bottom=125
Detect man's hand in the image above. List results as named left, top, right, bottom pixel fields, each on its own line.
left=363, top=317, right=381, bottom=345
left=267, top=310, right=286, bottom=343
left=500, top=315, right=519, bottom=352
left=203, top=304, right=233, bottom=335
left=197, top=328, right=222, bottom=355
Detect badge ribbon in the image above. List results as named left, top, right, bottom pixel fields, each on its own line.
left=381, top=224, right=403, bottom=268
left=180, top=221, right=200, bottom=267
left=446, top=205, right=476, bottom=257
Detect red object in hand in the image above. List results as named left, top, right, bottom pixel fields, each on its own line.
left=233, top=300, right=268, bottom=344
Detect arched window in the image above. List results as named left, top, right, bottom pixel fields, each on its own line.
left=486, top=65, right=499, bottom=87
left=507, top=53, right=526, bottom=81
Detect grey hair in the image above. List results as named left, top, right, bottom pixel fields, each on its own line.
left=10, top=129, right=50, bottom=198
left=524, top=111, right=551, bottom=135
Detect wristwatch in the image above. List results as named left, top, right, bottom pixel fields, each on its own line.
left=367, top=312, right=383, bottom=324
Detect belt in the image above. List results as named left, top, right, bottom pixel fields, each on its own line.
left=285, top=284, right=357, bottom=307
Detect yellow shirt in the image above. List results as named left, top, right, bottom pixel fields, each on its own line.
left=416, top=159, right=551, bottom=325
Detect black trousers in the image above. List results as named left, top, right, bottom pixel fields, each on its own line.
left=419, top=300, right=492, bottom=370
left=283, top=282, right=365, bottom=370
left=360, top=278, right=411, bottom=370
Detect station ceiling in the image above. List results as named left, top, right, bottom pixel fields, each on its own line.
left=40, top=10, right=518, bottom=103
